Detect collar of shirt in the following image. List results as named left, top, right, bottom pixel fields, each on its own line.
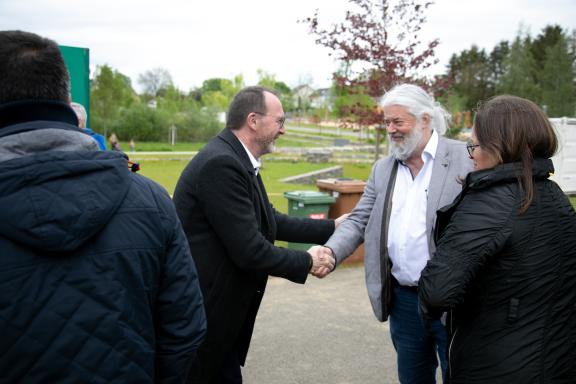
left=421, top=129, right=439, bottom=162
left=239, top=140, right=262, bottom=175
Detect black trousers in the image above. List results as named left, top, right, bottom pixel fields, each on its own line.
left=218, top=350, right=242, bottom=384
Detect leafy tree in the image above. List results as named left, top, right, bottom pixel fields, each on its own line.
left=303, top=0, right=439, bottom=126
left=498, top=29, right=540, bottom=102
left=138, top=67, right=173, bottom=97
left=90, top=64, right=137, bottom=137
left=256, top=69, right=294, bottom=111
left=176, top=105, right=222, bottom=142
left=200, top=78, right=229, bottom=93
left=488, top=41, right=510, bottom=90
left=199, top=75, right=244, bottom=111
left=531, top=25, right=565, bottom=72
left=116, top=103, right=171, bottom=142
left=446, top=45, right=493, bottom=111
left=540, top=33, right=576, bottom=116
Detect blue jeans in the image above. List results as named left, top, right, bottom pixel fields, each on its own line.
left=389, top=286, right=448, bottom=384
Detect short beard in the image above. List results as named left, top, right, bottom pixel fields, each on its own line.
left=389, top=124, right=424, bottom=161
left=257, top=135, right=276, bottom=156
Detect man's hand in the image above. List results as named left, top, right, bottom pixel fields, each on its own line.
left=307, top=245, right=335, bottom=278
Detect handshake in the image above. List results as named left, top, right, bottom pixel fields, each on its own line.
left=307, top=245, right=336, bottom=279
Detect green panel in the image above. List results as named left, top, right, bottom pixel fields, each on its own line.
left=283, top=191, right=335, bottom=250
left=59, top=45, right=90, bottom=123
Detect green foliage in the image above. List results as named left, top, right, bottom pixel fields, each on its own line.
left=257, top=69, right=295, bottom=111
left=531, top=25, right=565, bottom=71
left=199, top=75, right=244, bottom=111
left=90, top=65, right=137, bottom=136
left=175, top=106, right=222, bottom=142
left=447, top=45, right=493, bottom=111
left=444, top=24, right=576, bottom=119
left=498, top=29, right=540, bottom=101
left=115, top=103, right=171, bottom=142
left=540, top=34, right=576, bottom=116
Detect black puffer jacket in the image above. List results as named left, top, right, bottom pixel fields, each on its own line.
left=419, top=159, right=576, bottom=383
left=0, top=101, right=206, bottom=383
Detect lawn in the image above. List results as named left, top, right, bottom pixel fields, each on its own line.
left=138, top=159, right=372, bottom=213
left=131, top=141, right=205, bottom=152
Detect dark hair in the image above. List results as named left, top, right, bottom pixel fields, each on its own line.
left=474, top=95, right=558, bottom=213
left=225, top=86, right=278, bottom=130
left=0, top=30, right=70, bottom=104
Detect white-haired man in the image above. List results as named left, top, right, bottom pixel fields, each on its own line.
left=70, top=101, right=107, bottom=150
left=318, top=84, right=473, bottom=383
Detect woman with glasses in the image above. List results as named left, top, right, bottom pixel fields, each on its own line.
left=418, top=95, right=576, bottom=383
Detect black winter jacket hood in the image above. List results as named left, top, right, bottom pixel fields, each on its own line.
left=0, top=101, right=130, bottom=252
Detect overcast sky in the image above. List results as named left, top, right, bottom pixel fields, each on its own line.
left=2, top=0, right=575, bottom=92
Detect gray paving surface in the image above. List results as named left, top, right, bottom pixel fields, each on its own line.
left=243, top=264, right=399, bottom=383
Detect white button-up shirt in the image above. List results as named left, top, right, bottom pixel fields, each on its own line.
left=387, top=130, right=439, bottom=286
left=240, top=141, right=261, bottom=175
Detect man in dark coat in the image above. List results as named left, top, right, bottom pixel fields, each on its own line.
left=173, top=86, right=338, bottom=383
left=0, top=30, right=206, bottom=383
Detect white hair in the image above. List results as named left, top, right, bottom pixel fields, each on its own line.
left=70, top=101, right=87, bottom=128
left=380, top=84, right=450, bottom=136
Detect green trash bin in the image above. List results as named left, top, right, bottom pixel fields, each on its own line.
left=283, top=190, right=336, bottom=250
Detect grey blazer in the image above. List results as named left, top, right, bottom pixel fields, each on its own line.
left=325, top=136, right=473, bottom=321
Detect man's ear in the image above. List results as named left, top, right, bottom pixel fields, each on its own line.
left=247, top=112, right=258, bottom=131
left=420, top=113, right=431, bottom=130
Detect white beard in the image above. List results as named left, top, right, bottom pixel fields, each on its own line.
left=389, top=124, right=424, bottom=161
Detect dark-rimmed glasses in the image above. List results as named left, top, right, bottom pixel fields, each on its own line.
left=254, top=112, right=286, bottom=129
left=466, top=143, right=480, bottom=157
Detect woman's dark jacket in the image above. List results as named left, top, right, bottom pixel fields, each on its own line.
left=0, top=101, right=207, bottom=383
left=419, top=158, right=576, bottom=383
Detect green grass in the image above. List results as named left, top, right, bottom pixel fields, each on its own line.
left=138, top=159, right=190, bottom=194
left=138, top=159, right=372, bottom=213
left=132, top=141, right=206, bottom=152
left=571, top=196, right=576, bottom=209
left=274, top=137, right=323, bottom=148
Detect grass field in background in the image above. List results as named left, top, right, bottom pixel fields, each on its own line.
left=138, top=159, right=372, bottom=213
left=132, top=141, right=205, bottom=152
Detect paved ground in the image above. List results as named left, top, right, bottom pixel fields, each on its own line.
left=243, top=264, right=399, bottom=383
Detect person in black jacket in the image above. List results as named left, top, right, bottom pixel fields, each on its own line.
left=419, top=95, right=576, bottom=383
left=173, top=86, right=339, bottom=383
left=0, top=30, right=206, bottom=383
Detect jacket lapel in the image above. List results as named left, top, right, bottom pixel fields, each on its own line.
left=427, top=137, right=450, bottom=232
left=255, top=173, right=275, bottom=241
left=218, top=129, right=274, bottom=240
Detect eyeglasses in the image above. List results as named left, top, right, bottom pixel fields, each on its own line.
left=254, top=112, right=286, bottom=129
left=466, top=143, right=480, bottom=157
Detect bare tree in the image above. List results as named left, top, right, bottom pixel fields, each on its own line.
left=138, top=67, right=173, bottom=97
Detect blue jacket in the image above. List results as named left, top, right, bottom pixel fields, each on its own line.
left=0, top=101, right=206, bottom=383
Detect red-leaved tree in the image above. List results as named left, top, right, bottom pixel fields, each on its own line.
left=302, top=0, right=439, bottom=126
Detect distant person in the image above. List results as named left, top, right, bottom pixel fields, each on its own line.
left=314, top=84, right=473, bottom=383
left=419, top=95, right=576, bottom=383
left=130, top=138, right=136, bottom=152
left=173, top=86, right=342, bottom=383
left=0, top=30, right=206, bottom=383
left=109, top=132, right=121, bottom=151
left=70, top=101, right=107, bottom=150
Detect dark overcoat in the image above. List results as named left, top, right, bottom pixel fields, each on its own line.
left=173, top=129, right=334, bottom=382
